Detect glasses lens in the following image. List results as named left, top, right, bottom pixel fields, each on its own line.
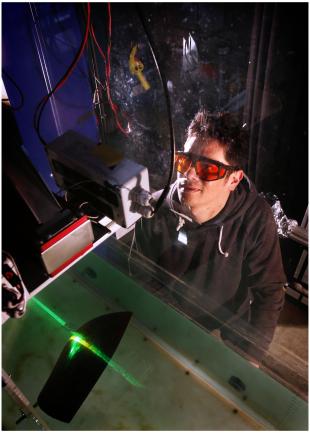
left=175, top=154, right=192, bottom=174
left=196, top=161, right=226, bottom=181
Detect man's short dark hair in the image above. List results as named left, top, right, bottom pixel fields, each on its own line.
left=187, top=110, right=249, bottom=169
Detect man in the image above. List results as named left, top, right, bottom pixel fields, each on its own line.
left=135, top=110, right=286, bottom=366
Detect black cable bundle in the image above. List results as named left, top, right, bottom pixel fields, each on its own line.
left=136, top=5, right=176, bottom=215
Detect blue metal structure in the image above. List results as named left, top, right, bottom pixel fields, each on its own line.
left=2, top=3, right=98, bottom=192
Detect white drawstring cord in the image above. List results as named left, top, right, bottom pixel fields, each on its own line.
left=176, top=216, right=186, bottom=232
left=218, top=225, right=229, bottom=258
left=168, top=178, right=193, bottom=231
left=243, top=173, right=252, bottom=190
left=169, top=178, right=184, bottom=211
left=128, top=225, right=136, bottom=276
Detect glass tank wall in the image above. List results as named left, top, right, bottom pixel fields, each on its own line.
left=2, top=3, right=307, bottom=217
left=2, top=245, right=308, bottom=430
left=1, top=264, right=264, bottom=431
left=2, top=2, right=308, bottom=430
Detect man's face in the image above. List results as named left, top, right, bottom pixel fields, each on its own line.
left=178, top=136, right=243, bottom=210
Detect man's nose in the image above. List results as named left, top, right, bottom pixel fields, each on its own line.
left=186, top=165, right=199, bottom=181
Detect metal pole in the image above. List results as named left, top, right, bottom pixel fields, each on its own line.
left=2, top=369, right=50, bottom=430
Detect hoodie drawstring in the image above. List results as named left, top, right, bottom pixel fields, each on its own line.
left=218, top=225, right=229, bottom=258
left=176, top=215, right=186, bottom=232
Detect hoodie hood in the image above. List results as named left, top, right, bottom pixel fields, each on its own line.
left=202, top=173, right=256, bottom=227
left=160, top=174, right=257, bottom=229
left=160, top=174, right=258, bottom=258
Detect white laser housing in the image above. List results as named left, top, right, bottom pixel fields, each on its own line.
left=46, top=130, right=150, bottom=228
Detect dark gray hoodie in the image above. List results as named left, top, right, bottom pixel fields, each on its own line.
left=136, top=177, right=286, bottom=362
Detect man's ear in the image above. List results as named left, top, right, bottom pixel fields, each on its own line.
left=227, top=170, right=244, bottom=191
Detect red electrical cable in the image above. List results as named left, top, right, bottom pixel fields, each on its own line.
left=48, top=3, right=91, bottom=97
left=106, top=2, right=112, bottom=79
left=90, top=3, right=128, bottom=135
left=34, top=3, right=91, bottom=143
left=42, top=3, right=91, bottom=101
left=55, top=3, right=91, bottom=93
left=91, top=25, right=106, bottom=62
left=107, top=3, right=112, bottom=43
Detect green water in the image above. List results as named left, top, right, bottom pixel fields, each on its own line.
left=3, top=271, right=261, bottom=430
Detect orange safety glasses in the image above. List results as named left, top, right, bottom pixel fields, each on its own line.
left=175, top=152, right=239, bottom=182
